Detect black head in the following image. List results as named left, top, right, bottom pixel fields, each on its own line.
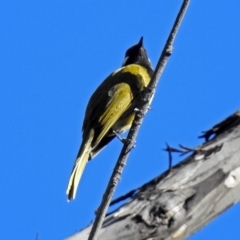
left=122, top=37, right=152, bottom=72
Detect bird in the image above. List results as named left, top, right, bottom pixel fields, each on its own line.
left=66, top=37, right=153, bottom=201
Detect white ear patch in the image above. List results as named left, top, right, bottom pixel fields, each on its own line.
left=122, top=56, right=129, bottom=66
left=148, top=57, right=153, bottom=68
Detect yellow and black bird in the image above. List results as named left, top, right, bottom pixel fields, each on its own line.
left=66, top=37, right=153, bottom=200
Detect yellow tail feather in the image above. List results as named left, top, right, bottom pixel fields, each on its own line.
left=66, top=130, right=94, bottom=201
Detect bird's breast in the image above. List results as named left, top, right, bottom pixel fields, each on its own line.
left=112, top=111, right=135, bottom=133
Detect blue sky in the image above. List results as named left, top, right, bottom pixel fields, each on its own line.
left=1, top=1, right=240, bottom=239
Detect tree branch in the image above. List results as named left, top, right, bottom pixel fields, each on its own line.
left=67, top=110, right=240, bottom=240
left=87, top=1, right=190, bottom=240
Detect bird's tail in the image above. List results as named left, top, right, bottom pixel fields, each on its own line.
left=66, top=130, right=94, bottom=201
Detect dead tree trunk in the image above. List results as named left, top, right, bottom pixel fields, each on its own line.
left=67, top=110, right=240, bottom=240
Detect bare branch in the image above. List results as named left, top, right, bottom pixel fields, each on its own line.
left=87, top=1, right=191, bottom=240
left=67, top=110, right=240, bottom=240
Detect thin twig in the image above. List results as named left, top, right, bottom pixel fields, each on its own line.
left=164, top=142, right=173, bottom=171
left=87, top=1, right=190, bottom=239
left=35, top=233, right=39, bottom=240
left=109, top=189, right=138, bottom=206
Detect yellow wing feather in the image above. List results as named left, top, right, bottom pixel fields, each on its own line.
left=94, top=83, right=132, bottom=146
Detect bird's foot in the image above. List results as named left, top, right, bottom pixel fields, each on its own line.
left=112, top=130, right=136, bottom=147
left=112, top=130, right=128, bottom=144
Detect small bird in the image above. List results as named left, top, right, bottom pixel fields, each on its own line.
left=66, top=37, right=153, bottom=200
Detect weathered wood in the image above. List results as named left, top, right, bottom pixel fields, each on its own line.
left=67, top=110, right=240, bottom=240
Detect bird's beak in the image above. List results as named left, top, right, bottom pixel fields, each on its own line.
left=138, top=36, right=143, bottom=47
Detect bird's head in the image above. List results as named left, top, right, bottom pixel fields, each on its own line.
left=122, top=37, right=152, bottom=71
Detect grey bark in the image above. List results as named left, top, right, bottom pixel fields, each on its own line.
left=67, top=110, right=240, bottom=240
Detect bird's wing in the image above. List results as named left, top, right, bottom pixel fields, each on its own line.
left=82, top=65, right=150, bottom=147
left=82, top=68, right=125, bottom=131
left=83, top=73, right=136, bottom=144
left=93, top=82, right=132, bottom=146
